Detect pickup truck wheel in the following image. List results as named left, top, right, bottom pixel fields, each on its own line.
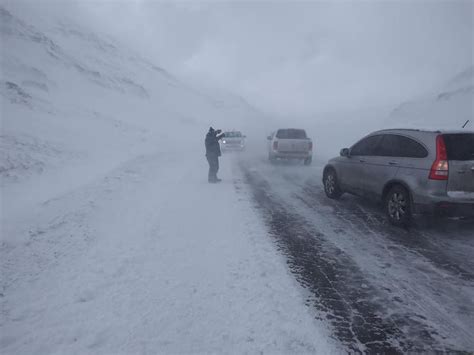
left=385, top=185, right=412, bottom=227
left=323, top=169, right=342, bottom=199
left=304, top=157, right=312, bottom=166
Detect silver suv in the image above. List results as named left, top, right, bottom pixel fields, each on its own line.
left=267, top=128, right=313, bottom=165
left=323, top=129, right=474, bottom=226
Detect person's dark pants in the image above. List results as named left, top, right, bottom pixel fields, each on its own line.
left=206, top=154, right=219, bottom=182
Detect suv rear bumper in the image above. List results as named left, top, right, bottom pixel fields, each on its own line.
left=412, top=184, right=474, bottom=216
left=414, top=201, right=474, bottom=217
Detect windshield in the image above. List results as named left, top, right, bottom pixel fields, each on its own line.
left=276, top=129, right=307, bottom=139
left=224, top=131, right=242, bottom=138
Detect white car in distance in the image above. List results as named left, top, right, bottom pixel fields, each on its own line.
left=221, top=131, right=246, bottom=151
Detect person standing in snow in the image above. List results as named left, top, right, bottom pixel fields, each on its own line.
left=205, top=127, right=225, bottom=183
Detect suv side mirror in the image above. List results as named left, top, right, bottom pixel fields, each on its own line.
left=267, top=136, right=272, bottom=140
left=340, top=148, right=350, bottom=157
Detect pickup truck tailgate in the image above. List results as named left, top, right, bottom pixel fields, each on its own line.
left=277, top=139, right=310, bottom=152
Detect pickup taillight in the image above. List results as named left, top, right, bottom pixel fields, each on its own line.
left=308, top=141, right=313, bottom=150
left=273, top=141, right=278, bottom=150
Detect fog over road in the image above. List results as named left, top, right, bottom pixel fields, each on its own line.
left=236, top=152, right=474, bottom=353
left=2, top=2, right=473, bottom=353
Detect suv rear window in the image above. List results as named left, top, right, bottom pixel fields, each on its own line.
left=276, top=129, right=307, bottom=139
left=443, top=133, right=474, bottom=161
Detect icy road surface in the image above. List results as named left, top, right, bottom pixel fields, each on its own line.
left=1, top=150, right=473, bottom=354
left=239, top=153, right=474, bottom=353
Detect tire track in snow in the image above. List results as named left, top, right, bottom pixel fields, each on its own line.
left=297, top=179, right=474, bottom=283
left=239, top=164, right=451, bottom=353
left=292, top=180, right=474, bottom=350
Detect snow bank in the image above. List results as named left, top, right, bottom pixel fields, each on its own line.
left=1, top=152, right=338, bottom=353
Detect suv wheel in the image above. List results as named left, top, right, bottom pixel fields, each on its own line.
left=323, top=169, right=342, bottom=199
left=385, top=185, right=411, bottom=227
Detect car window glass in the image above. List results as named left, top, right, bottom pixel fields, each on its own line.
left=276, top=130, right=286, bottom=138
left=377, top=135, right=398, bottom=156
left=350, top=135, right=382, bottom=156
left=276, top=129, right=307, bottom=139
left=443, top=133, right=474, bottom=161
left=398, top=136, right=428, bottom=157
left=378, top=134, right=427, bottom=157
left=225, top=132, right=242, bottom=138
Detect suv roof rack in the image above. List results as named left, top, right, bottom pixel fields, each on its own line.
left=377, top=128, right=442, bottom=133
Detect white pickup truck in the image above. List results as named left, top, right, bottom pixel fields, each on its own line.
left=267, top=128, right=313, bottom=165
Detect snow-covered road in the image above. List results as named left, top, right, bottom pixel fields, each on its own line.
left=0, top=151, right=337, bottom=354
left=240, top=153, right=474, bottom=353
left=2, top=148, right=473, bottom=353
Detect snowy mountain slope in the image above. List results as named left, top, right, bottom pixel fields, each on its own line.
left=0, top=5, right=260, bottom=186
left=388, top=65, right=473, bottom=129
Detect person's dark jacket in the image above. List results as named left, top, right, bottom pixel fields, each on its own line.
left=205, top=128, right=224, bottom=157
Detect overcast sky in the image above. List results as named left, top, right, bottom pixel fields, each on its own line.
left=9, top=0, right=474, bottom=116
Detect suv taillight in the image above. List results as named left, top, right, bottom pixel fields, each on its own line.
left=273, top=141, right=278, bottom=150
left=429, top=135, right=449, bottom=180
left=308, top=141, right=313, bottom=151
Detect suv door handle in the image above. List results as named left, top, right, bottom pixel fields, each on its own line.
left=359, top=159, right=366, bottom=163
left=388, top=161, right=398, bottom=165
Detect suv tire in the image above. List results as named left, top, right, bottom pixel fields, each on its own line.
left=385, top=185, right=412, bottom=227
left=323, top=169, right=343, bottom=199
